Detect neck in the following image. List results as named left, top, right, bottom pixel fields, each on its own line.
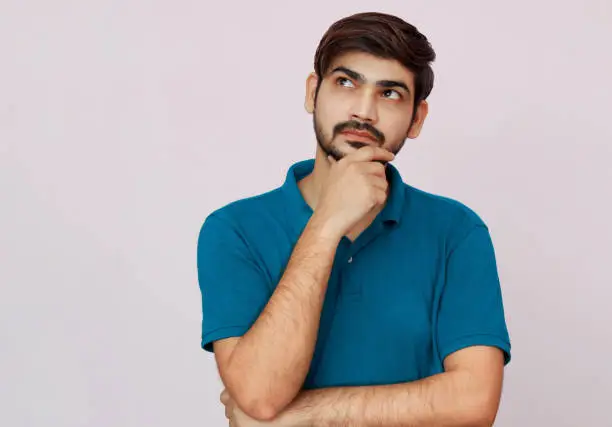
left=297, top=148, right=330, bottom=210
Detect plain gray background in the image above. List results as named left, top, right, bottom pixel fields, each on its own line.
left=2, top=1, right=611, bottom=426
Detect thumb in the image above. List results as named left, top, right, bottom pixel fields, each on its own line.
left=327, top=155, right=337, bottom=164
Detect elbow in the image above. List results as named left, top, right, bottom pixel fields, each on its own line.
left=469, top=413, right=497, bottom=427
left=235, top=394, right=284, bottom=422
left=462, top=393, right=500, bottom=427
left=458, top=409, right=496, bottom=427
left=240, top=400, right=280, bottom=422
left=220, top=360, right=300, bottom=421
left=229, top=383, right=290, bottom=422
left=474, top=415, right=497, bottom=427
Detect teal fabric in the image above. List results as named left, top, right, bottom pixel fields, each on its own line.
left=197, top=159, right=511, bottom=388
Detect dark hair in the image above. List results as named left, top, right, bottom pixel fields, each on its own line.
left=314, top=12, right=436, bottom=105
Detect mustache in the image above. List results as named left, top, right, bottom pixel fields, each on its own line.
left=333, top=121, right=385, bottom=143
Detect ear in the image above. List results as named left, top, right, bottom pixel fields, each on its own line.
left=406, top=100, right=429, bottom=139
left=304, top=72, right=318, bottom=114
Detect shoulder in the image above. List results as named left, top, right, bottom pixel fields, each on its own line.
left=407, top=185, right=486, bottom=226
left=198, top=186, right=286, bottom=240
left=403, top=184, right=491, bottom=250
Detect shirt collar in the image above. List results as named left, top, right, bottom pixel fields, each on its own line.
left=281, top=159, right=406, bottom=238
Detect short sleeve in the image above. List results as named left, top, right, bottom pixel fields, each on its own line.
left=197, top=213, right=272, bottom=352
left=437, top=225, right=511, bottom=365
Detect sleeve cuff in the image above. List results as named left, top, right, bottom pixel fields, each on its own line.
left=201, top=325, right=250, bottom=353
left=439, top=333, right=511, bottom=365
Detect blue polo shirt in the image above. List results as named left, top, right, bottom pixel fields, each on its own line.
left=197, top=159, right=511, bottom=388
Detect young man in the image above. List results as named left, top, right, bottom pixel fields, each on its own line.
left=197, top=12, right=511, bottom=427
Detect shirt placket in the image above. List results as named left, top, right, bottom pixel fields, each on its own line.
left=340, top=221, right=387, bottom=299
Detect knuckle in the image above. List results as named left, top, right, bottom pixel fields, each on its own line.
left=369, top=190, right=379, bottom=205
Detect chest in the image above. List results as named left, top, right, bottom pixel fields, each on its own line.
left=303, top=231, right=446, bottom=388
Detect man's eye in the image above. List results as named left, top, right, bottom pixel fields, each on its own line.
left=337, top=77, right=355, bottom=88
left=383, top=89, right=401, bottom=100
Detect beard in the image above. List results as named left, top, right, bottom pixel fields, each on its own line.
left=312, top=109, right=409, bottom=163
left=313, top=112, right=345, bottom=161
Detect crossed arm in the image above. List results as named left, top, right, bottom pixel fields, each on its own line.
left=218, top=339, right=504, bottom=427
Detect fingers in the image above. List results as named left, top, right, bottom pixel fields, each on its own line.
left=360, top=161, right=387, bottom=178
left=344, top=146, right=395, bottom=164
left=220, top=389, right=233, bottom=420
left=328, top=147, right=395, bottom=166
left=220, top=389, right=230, bottom=405
left=368, top=175, right=388, bottom=192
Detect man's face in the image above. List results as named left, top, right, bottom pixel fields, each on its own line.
left=305, top=51, right=428, bottom=161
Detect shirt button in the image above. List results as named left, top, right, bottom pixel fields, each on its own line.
left=348, top=257, right=353, bottom=263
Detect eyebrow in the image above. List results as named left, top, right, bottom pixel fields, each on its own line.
left=331, top=66, right=411, bottom=96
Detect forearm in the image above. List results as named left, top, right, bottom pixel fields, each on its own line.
left=226, top=215, right=340, bottom=417
left=280, top=371, right=497, bottom=427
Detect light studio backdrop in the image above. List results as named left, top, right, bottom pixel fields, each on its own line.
left=1, top=1, right=611, bottom=426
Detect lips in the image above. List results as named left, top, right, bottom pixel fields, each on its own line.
left=341, top=130, right=377, bottom=143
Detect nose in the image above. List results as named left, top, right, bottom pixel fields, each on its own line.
left=349, top=90, right=378, bottom=124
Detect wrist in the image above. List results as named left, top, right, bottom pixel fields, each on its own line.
left=305, top=213, right=343, bottom=244
left=276, top=400, right=313, bottom=427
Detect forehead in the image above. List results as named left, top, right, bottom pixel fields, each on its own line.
left=326, top=51, right=415, bottom=88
